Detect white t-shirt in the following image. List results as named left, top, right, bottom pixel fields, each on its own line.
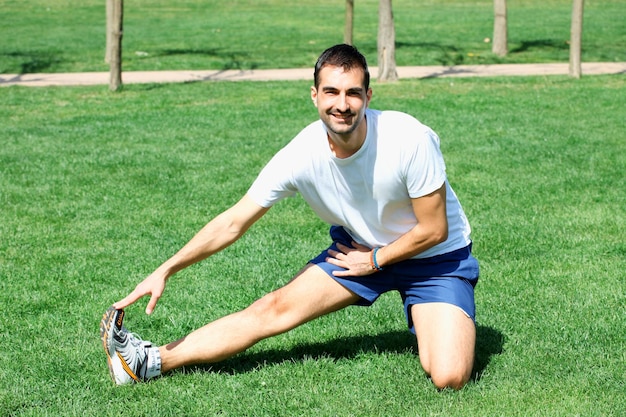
left=247, top=109, right=471, bottom=258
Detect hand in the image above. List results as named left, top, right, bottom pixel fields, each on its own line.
left=113, top=271, right=167, bottom=315
left=326, top=241, right=376, bottom=277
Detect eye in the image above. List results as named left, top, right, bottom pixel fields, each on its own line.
left=346, top=88, right=364, bottom=97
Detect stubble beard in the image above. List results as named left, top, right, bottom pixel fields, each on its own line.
left=324, top=111, right=362, bottom=137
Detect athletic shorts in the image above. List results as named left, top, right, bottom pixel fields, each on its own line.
left=309, top=226, right=480, bottom=333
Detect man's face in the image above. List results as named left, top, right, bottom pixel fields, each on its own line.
left=311, top=65, right=372, bottom=138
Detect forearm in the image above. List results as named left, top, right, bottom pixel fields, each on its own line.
left=372, top=223, right=447, bottom=268
left=114, top=196, right=268, bottom=313
left=157, top=214, right=242, bottom=278
left=327, top=222, right=447, bottom=278
left=157, top=195, right=269, bottom=280
left=372, top=184, right=448, bottom=269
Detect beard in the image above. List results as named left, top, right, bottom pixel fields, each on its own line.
left=322, top=111, right=363, bottom=136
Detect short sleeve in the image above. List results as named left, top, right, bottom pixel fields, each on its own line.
left=404, top=129, right=447, bottom=199
left=247, top=147, right=298, bottom=208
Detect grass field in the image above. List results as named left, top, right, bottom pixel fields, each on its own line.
left=1, top=0, right=625, bottom=74
left=1, top=73, right=624, bottom=415
left=1, top=0, right=625, bottom=415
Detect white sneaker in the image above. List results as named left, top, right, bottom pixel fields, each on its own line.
left=100, top=307, right=161, bottom=385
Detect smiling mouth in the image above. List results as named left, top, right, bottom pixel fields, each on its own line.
left=331, top=113, right=354, bottom=122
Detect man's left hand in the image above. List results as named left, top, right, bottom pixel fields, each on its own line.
left=326, top=241, right=377, bottom=277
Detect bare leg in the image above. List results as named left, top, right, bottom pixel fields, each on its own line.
left=411, top=302, right=475, bottom=390
left=159, top=264, right=360, bottom=373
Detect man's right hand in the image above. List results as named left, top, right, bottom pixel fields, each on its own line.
left=113, top=271, right=167, bottom=315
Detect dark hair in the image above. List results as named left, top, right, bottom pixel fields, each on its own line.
left=314, top=44, right=370, bottom=90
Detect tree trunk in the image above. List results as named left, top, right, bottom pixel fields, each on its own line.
left=108, top=0, right=123, bottom=91
left=492, top=0, right=508, bottom=56
left=105, top=0, right=112, bottom=63
left=569, top=0, right=584, bottom=78
left=344, top=0, right=355, bottom=45
left=377, top=0, right=397, bottom=82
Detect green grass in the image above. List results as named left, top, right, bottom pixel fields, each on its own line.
left=1, top=0, right=625, bottom=74
left=1, top=74, right=624, bottom=416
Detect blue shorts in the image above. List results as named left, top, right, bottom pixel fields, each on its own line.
left=309, top=226, right=480, bottom=333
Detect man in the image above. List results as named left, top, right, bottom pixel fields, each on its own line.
left=100, top=44, right=479, bottom=390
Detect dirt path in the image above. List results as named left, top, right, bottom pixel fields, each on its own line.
left=1, top=62, right=624, bottom=87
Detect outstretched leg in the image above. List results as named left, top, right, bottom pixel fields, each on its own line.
left=411, top=302, right=475, bottom=390
left=159, top=264, right=361, bottom=373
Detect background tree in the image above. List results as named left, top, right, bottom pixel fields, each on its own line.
left=492, top=0, right=508, bottom=56
left=377, top=0, right=397, bottom=82
left=106, top=0, right=124, bottom=91
left=569, top=0, right=584, bottom=78
left=344, top=0, right=354, bottom=45
left=105, top=0, right=112, bottom=63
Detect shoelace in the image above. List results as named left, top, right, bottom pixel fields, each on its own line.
left=117, top=328, right=151, bottom=380
left=115, top=326, right=150, bottom=353
left=127, top=331, right=151, bottom=350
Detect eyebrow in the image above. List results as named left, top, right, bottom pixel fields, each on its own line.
left=321, top=86, right=365, bottom=94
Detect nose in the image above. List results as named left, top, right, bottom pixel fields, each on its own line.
left=336, top=92, right=349, bottom=112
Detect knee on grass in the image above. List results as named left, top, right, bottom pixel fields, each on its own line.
left=429, top=368, right=471, bottom=391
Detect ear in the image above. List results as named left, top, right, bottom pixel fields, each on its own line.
left=310, top=86, right=318, bottom=107
left=366, top=87, right=373, bottom=106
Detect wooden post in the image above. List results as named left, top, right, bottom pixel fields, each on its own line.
left=344, top=0, right=354, bottom=45
left=377, top=0, right=397, bottom=82
left=105, top=0, right=112, bottom=63
left=492, top=0, right=508, bottom=56
left=569, top=0, right=584, bottom=78
left=108, top=0, right=124, bottom=91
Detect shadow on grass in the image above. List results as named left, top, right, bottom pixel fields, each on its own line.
left=184, top=325, right=504, bottom=380
left=474, top=325, right=506, bottom=382
left=396, top=41, right=465, bottom=66
left=509, top=39, right=568, bottom=54
left=396, top=39, right=568, bottom=66
left=2, top=51, right=63, bottom=74
left=151, top=48, right=260, bottom=71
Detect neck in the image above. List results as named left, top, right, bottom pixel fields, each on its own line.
left=327, top=117, right=368, bottom=159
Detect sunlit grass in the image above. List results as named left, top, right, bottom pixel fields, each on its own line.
left=1, top=74, right=624, bottom=415
left=1, top=0, right=625, bottom=74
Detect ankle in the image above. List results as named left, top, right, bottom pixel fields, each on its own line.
left=143, top=346, right=162, bottom=380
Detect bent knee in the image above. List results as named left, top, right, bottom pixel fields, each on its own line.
left=429, top=368, right=471, bottom=390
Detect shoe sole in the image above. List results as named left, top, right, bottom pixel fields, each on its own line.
left=100, top=306, right=124, bottom=384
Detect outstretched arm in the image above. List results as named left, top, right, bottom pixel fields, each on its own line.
left=114, top=194, right=270, bottom=314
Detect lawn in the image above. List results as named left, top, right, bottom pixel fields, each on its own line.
left=1, top=73, right=624, bottom=415
left=1, top=0, right=625, bottom=74
left=1, top=0, right=625, bottom=414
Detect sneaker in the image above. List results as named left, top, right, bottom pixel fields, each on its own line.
left=99, top=306, right=161, bottom=385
